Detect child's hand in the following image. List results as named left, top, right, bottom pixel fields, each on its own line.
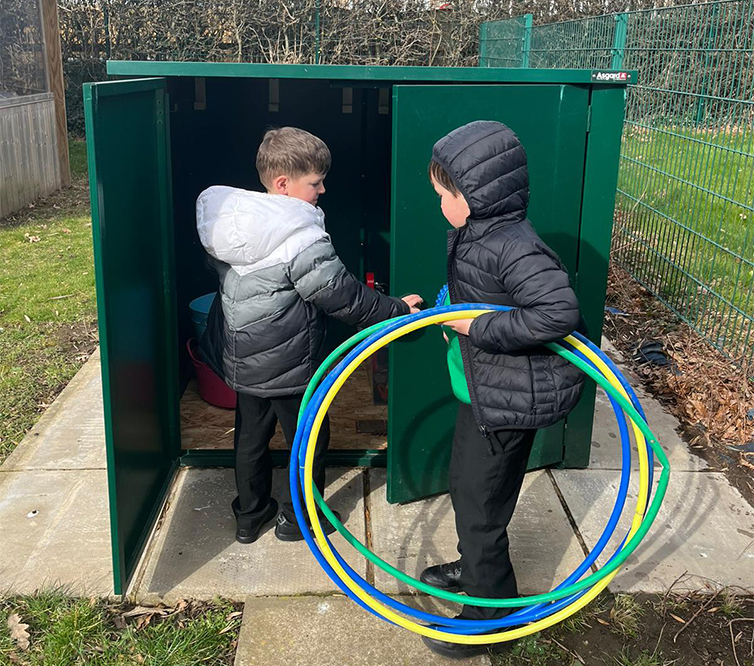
left=445, top=318, right=474, bottom=336
left=402, top=294, right=424, bottom=314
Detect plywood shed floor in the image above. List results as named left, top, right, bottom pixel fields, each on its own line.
left=180, top=364, right=388, bottom=451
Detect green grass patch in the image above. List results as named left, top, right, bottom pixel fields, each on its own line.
left=491, top=633, right=567, bottom=666
left=720, top=590, right=748, bottom=618
left=609, top=594, right=645, bottom=639
left=559, top=594, right=609, bottom=635
left=0, top=592, right=240, bottom=665
left=0, top=137, right=97, bottom=463
left=612, top=647, right=671, bottom=666
left=68, top=137, right=89, bottom=180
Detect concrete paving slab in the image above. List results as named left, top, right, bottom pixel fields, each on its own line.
left=552, top=469, right=754, bottom=593
left=589, top=383, right=709, bottom=472
left=2, top=349, right=106, bottom=471
left=234, top=596, right=493, bottom=666
left=131, top=467, right=367, bottom=603
left=0, top=469, right=112, bottom=596
left=369, top=469, right=586, bottom=597
left=591, top=336, right=708, bottom=472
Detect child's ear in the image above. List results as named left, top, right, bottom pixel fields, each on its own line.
left=271, top=175, right=288, bottom=195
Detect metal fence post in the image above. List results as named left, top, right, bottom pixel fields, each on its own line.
left=479, top=21, right=489, bottom=67
left=611, top=12, right=627, bottom=69
left=695, top=2, right=720, bottom=124
left=522, top=14, right=533, bottom=67
left=314, top=0, right=321, bottom=64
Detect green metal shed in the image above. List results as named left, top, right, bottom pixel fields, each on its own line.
left=83, top=62, right=633, bottom=594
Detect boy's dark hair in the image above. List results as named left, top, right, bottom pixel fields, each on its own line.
left=428, top=159, right=460, bottom=197
left=256, top=127, right=332, bottom=189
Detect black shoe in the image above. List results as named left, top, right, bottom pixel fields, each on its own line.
left=235, top=499, right=278, bottom=544
left=421, top=635, right=489, bottom=659
left=274, top=510, right=341, bottom=542
left=420, top=560, right=463, bottom=592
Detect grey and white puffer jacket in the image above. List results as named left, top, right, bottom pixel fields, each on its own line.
left=196, top=186, right=409, bottom=396
left=435, top=121, right=585, bottom=432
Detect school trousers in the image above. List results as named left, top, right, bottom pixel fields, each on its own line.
left=449, top=402, right=536, bottom=620
left=232, top=392, right=330, bottom=530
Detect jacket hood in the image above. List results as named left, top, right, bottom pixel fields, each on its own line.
left=432, top=120, right=529, bottom=227
left=196, top=186, right=328, bottom=276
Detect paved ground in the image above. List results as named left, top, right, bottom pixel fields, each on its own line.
left=1, top=341, right=752, bottom=665
left=0, top=349, right=111, bottom=597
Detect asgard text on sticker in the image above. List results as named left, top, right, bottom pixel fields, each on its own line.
left=591, top=71, right=633, bottom=83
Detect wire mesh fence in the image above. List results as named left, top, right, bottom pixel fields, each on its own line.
left=481, top=0, right=754, bottom=365
left=528, top=15, right=618, bottom=69
left=479, top=15, right=532, bottom=67
left=0, top=0, right=48, bottom=100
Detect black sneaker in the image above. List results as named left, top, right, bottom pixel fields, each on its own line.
left=235, top=499, right=278, bottom=544
left=421, top=635, right=490, bottom=659
left=421, top=612, right=516, bottom=659
left=274, top=510, right=342, bottom=542
left=420, top=560, right=463, bottom=592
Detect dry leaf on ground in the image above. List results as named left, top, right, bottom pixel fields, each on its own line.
left=7, top=614, right=30, bottom=651
left=605, top=264, right=754, bottom=447
left=121, top=606, right=170, bottom=619
left=135, top=615, right=153, bottom=631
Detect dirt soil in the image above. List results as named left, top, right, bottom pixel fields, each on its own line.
left=54, top=319, right=98, bottom=361
left=0, top=172, right=90, bottom=232
left=492, top=590, right=754, bottom=666
left=603, top=265, right=754, bottom=507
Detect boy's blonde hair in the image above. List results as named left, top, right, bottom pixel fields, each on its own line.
left=256, top=127, right=331, bottom=189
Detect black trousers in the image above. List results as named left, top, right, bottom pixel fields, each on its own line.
left=449, top=403, right=536, bottom=621
left=233, top=392, right=330, bottom=531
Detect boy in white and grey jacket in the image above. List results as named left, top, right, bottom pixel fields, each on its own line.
left=197, top=127, right=421, bottom=544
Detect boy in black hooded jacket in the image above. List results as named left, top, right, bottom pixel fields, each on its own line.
left=420, top=121, right=584, bottom=658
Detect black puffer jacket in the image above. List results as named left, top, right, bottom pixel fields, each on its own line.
left=434, top=121, right=584, bottom=431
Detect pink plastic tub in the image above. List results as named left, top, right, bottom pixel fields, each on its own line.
left=187, top=339, right=237, bottom=409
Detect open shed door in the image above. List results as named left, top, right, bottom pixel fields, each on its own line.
left=388, top=83, right=589, bottom=503
left=84, top=78, right=179, bottom=594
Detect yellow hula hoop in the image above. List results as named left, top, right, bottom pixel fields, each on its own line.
left=303, top=310, right=650, bottom=643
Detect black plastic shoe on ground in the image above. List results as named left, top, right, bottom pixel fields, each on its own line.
left=274, top=510, right=342, bottom=542
left=235, top=499, right=279, bottom=544
left=419, top=559, right=463, bottom=592
left=421, top=610, right=516, bottom=660
left=421, top=634, right=491, bottom=660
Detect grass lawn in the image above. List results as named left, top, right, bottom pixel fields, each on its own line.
left=0, top=138, right=97, bottom=463
left=0, top=592, right=240, bottom=665
left=615, top=125, right=753, bottom=360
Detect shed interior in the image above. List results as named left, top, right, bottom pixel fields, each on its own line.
left=169, top=77, right=400, bottom=454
